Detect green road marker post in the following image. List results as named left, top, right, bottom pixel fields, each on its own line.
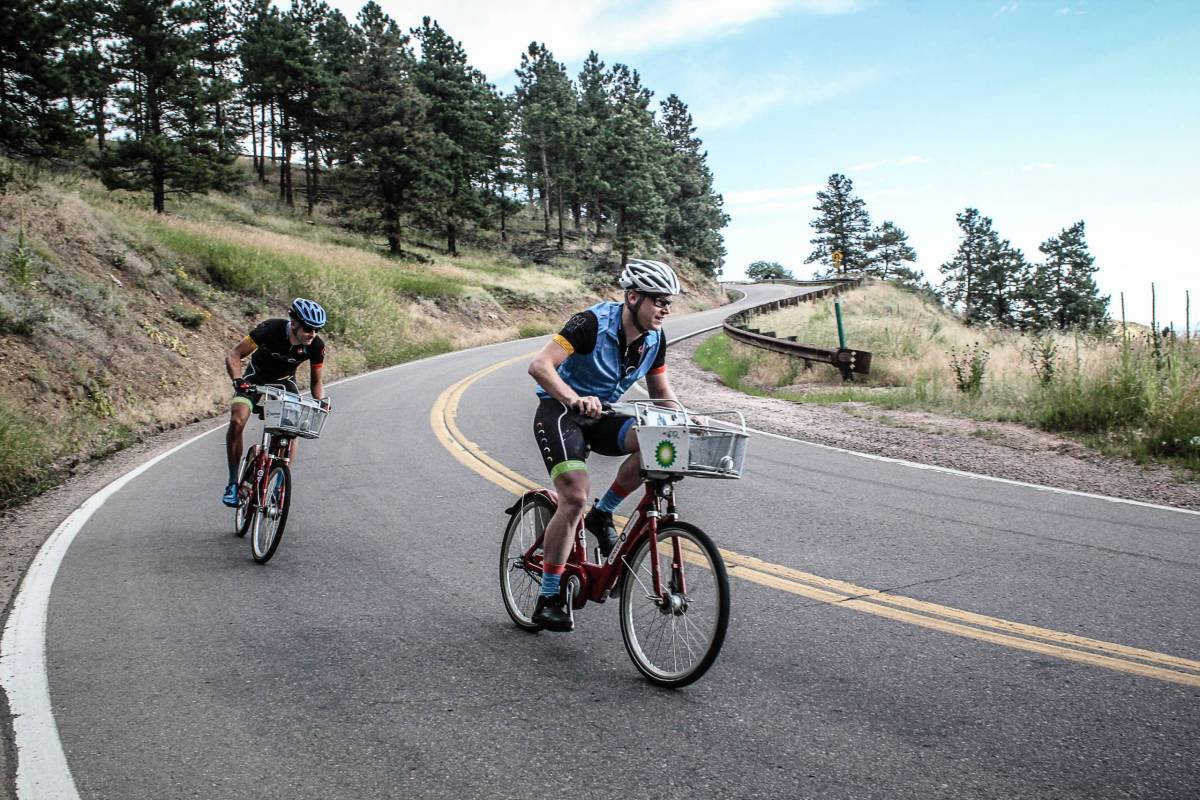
left=835, top=301, right=847, bottom=349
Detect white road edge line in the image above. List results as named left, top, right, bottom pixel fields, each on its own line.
left=0, top=338, right=526, bottom=800
left=669, top=327, right=1200, bottom=518
left=3, top=299, right=1192, bottom=797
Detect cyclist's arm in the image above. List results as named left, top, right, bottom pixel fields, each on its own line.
left=225, top=337, right=257, bottom=380
left=309, top=362, right=325, bottom=401
left=529, top=338, right=601, bottom=416
left=646, top=370, right=681, bottom=411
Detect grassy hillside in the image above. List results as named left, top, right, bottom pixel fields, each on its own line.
left=695, top=280, right=1199, bottom=473
left=0, top=163, right=723, bottom=507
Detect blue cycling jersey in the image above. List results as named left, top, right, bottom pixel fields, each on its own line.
left=536, top=301, right=663, bottom=404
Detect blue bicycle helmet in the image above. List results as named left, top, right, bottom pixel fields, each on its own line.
left=289, top=297, right=327, bottom=330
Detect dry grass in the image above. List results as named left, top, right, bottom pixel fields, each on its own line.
left=707, top=280, right=1200, bottom=471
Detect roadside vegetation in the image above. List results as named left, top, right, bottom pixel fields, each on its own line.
left=695, top=281, right=1199, bottom=473
left=0, top=165, right=723, bottom=508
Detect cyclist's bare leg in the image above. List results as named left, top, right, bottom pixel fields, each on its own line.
left=613, top=425, right=642, bottom=489
left=544, top=469, right=589, bottom=566
left=227, top=402, right=251, bottom=478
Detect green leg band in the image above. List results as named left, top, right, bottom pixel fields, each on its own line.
left=550, top=460, right=587, bottom=480
left=231, top=396, right=253, bottom=409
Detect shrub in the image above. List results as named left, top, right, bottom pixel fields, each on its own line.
left=167, top=304, right=210, bottom=328
left=948, top=342, right=989, bottom=395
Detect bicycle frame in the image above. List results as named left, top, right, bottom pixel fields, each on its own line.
left=514, top=476, right=684, bottom=609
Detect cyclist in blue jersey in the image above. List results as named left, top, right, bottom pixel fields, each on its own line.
left=527, top=259, right=684, bottom=631
left=221, top=298, right=329, bottom=507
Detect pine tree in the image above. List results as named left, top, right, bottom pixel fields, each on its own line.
left=0, top=0, right=81, bottom=158
left=60, top=0, right=117, bottom=152
left=411, top=18, right=502, bottom=255
left=101, top=0, right=238, bottom=213
left=334, top=1, right=433, bottom=254
left=865, top=220, right=916, bottom=280
left=605, top=63, right=669, bottom=265
left=975, top=236, right=1027, bottom=327
left=194, top=0, right=241, bottom=163
left=513, top=42, right=576, bottom=245
left=939, top=208, right=993, bottom=323
left=659, top=93, right=728, bottom=273
left=746, top=261, right=792, bottom=280
left=806, top=173, right=872, bottom=274
left=1039, top=221, right=1108, bottom=330
left=575, top=51, right=611, bottom=238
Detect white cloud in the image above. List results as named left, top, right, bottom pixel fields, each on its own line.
left=993, top=2, right=1019, bottom=16
left=723, top=184, right=824, bottom=214
left=339, top=1, right=862, bottom=77
left=693, top=69, right=879, bottom=130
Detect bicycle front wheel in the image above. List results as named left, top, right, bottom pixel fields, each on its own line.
left=499, top=493, right=554, bottom=631
left=234, top=446, right=259, bottom=538
left=250, top=463, right=290, bottom=564
left=619, top=522, right=730, bottom=688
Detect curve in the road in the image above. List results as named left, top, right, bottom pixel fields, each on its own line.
left=432, top=355, right=1200, bottom=688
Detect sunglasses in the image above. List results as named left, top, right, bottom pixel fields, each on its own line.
left=294, top=320, right=319, bottom=334
left=639, top=293, right=672, bottom=310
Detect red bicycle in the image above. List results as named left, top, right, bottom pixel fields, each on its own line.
left=234, top=384, right=328, bottom=563
left=500, top=402, right=747, bottom=687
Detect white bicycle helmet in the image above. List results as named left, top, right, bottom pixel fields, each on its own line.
left=618, top=259, right=681, bottom=296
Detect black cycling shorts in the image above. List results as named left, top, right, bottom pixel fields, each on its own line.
left=232, top=366, right=299, bottom=412
left=533, top=397, right=636, bottom=479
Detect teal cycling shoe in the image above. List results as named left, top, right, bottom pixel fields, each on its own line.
left=221, top=483, right=239, bottom=507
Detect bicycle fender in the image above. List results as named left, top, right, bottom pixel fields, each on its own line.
left=504, top=488, right=558, bottom=516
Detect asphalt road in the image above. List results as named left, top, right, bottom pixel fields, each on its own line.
left=30, top=283, right=1200, bottom=799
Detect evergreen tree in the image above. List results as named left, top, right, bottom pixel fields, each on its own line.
left=411, top=18, right=502, bottom=255
left=101, top=0, right=238, bottom=213
left=1039, top=220, right=1108, bottom=330
left=604, top=63, right=670, bottom=265
left=235, top=0, right=274, bottom=182
left=61, top=0, right=117, bottom=152
left=975, top=235, right=1027, bottom=327
left=334, top=1, right=433, bottom=253
left=513, top=42, right=576, bottom=244
left=939, top=208, right=993, bottom=323
left=575, top=51, right=611, bottom=238
left=194, top=0, right=241, bottom=163
left=806, top=173, right=872, bottom=274
left=0, top=0, right=80, bottom=158
left=865, top=220, right=916, bottom=280
left=659, top=93, right=728, bottom=273
left=746, top=260, right=792, bottom=280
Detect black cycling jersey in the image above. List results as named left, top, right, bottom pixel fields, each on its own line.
left=243, top=318, right=325, bottom=383
left=555, top=310, right=667, bottom=375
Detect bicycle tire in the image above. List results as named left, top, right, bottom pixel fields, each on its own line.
left=619, top=522, right=730, bottom=688
left=250, top=463, right=290, bottom=564
left=234, top=445, right=259, bottom=538
left=499, top=493, right=555, bottom=631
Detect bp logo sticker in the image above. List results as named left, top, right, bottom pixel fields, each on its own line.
left=654, top=440, right=677, bottom=468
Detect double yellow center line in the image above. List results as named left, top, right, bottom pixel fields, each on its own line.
left=431, top=355, right=1200, bottom=687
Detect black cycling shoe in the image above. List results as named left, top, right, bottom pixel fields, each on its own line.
left=531, top=595, right=573, bottom=632
left=584, top=503, right=619, bottom=557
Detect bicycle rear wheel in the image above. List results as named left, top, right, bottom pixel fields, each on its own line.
left=234, top=446, right=259, bottom=538
left=499, top=493, right=554, bottom=631
left=250, top=463, right=290, bottom=564
left=619, top=522, right=730, bottom=688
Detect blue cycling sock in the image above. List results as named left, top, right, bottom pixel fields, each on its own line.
left=596, top=482, right=633, bottom=514
left=540, top=568, right=563, bottom=598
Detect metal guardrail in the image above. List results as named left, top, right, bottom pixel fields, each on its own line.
left=722, top=278, right=872, bottom=379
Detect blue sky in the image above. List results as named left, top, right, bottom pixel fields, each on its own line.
left=332, top=1, right=1199, bottom=328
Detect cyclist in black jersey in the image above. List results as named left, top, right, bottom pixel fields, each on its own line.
left=221, top=298, right=329, bottom=507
